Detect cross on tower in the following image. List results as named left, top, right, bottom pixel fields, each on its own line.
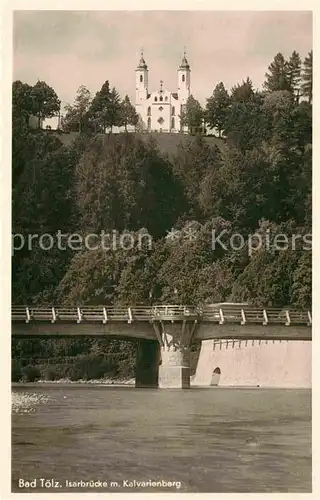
left=160, top=80, right=164, bottom=93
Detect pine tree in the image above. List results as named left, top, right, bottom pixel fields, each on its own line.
left=264, top=53, right=292, bottom=92
left=88, top=81, right=112, bottom=133
left=107, top=87, right=122, bottom=132
left=287, top=51, right=302, bottom=102
left=184, top=95, right=204, bottom=134
left=120, top=95, right=138, bottom=131
left=205, top=82, right=230, bottom=137
left=231, top=77, right=254, bottom=102
left=62, top=85, right=92, bottom=132
left=88, top=81, right=122, bottom=133
left=301, top=51, right=312, bottom=103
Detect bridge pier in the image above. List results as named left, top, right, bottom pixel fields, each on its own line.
left=135, top=339, right=159, bottom=388
left=153, top=316, right=199, bottom=389
left=159, top=346, right=191, bottom=388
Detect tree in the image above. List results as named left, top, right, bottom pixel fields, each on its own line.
left=291, top=251, right=312, bottom=309
left=231, top=77, right=254, bottom=103
left=183, top=95, right=203, bottom=134
left=120, top=95, right=139, bottom=131
left=199, top=145, right=276, bottom=230
left=12, top=144, right=77, bottom=304
left=231, top=221, right=310, bottom=308
left=301, top=50, right=312, bottom=103
left=287, top=51, right=302, bottom=102
left=106, top=87, right=122, bottom=132
left=155, top=219, right=238, bottom=304
left=12, top=81, right=33, bottom=125
left=205, top=82, right=231, bottom=137
left=264, top=53, right=292, bottom=92
left=225, top=92, right=269, bottom=150
left=74, top=134, right=185, bottom=237
left=88, top=81, right=122, bottom=133
left=88, top=80, right=112, bottom=133
left=134, top=115, right=144, bottom=132
left=172, top=136, right=219, bottom=218
left=30, top=80, right=61, bottom=129
left=62, top=85, right=92, bottom=132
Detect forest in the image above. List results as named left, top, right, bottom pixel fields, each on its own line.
left=12, top=50, right=312, bottom=382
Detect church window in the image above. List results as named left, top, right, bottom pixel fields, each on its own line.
left=171, top=118, right=175, bottom=130
left=140, top=75, right=143, bottom=82
left=172, top=106, right=175, bottom=116
left=158, top=117, right=164, bottom=125
left=147, top=117, right=151, bottom=130
left=165, top=96, right=168, bottom=101
left=155, top=96, right=158, bottom=102
left=159, top=106, right=163, bottom=111
left=160, top=96, right=163, bottom=101
left=147, top=106, right=151, bottom=116
left=182, top=74, right=185, bottom=82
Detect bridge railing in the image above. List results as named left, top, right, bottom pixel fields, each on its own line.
left=151, top=305, right=199, bottom=319
left=11, top=305, right=312, bottom=326
left=199, top=306, right=312, bottom=326
left=200, top=306, right=244, bottom=323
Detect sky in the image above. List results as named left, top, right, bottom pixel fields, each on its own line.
left=13, top=10, right=312, bottom=108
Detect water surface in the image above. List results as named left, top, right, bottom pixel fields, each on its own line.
left=12, top=385, right=311, bottom=493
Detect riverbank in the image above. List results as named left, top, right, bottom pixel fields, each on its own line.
left=12, top=377, right=135, bottom=387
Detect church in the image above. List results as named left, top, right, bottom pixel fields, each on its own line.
left=135, top=51, right=191, bottom=133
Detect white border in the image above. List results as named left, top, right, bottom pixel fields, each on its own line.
left=1, top=1, right=318, bottom=499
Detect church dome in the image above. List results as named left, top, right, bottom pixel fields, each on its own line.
left=179, top=52, right=190, bottom=70
left=137, top=52, right=148, bottom=70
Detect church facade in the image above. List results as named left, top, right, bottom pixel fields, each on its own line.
left=135, top=51, right=191, bottom=133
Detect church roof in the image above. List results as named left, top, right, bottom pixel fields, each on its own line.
left=171, top=92, right=178, bottom=100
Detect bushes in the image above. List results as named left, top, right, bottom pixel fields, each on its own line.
left=73, top=355, right=119, bottom=380
left=117, top=356, right=135, bottom=379
left=67, top=367, right=83, bottom=381
left=42, top=367, right=58, bottom=381
left=21, top=365, right=41, bottom=382
left=12, top=360, right=22, bottom=382
left=11, top=352, right=136, bottom=382
left=39, top=363, right=74, bottom=380
left=12, top=362, right=41, bottom=383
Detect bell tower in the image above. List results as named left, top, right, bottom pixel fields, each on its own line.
left=177, top=49, right=191, bottom=105
left=135, top=50, right=148, bottom=104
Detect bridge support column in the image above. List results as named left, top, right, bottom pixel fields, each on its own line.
left=152, top=318, right=199, bottom=389
left=135, top=339, right=159, bottom=388
left=159, top=346, right=191, bottom=389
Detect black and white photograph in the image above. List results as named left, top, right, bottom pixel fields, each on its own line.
left=4, top=4, right=314, bottom=495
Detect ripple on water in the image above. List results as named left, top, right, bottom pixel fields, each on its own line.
left=12, top=392, right=49, bottom=414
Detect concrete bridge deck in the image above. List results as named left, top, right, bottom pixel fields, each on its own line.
left=12, top=305, right=312, bottom=341
left=12, top=305, right=312, bottom=388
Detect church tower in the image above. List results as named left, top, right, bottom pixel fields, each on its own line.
left=135, top=51, right=148, bottom=104
left=177, top=49, right=191, bottom=105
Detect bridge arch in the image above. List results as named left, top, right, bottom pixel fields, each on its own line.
left=211, top=366, right=221, bottom=386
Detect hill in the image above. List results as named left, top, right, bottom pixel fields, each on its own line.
left=54, top=131, right=224, bottom=155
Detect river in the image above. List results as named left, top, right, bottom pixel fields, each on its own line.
left=12, top=385, right=311, bottom=493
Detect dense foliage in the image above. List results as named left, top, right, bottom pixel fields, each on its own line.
left=12, top=50, right=312, bottom=380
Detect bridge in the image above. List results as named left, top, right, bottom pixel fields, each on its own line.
left=12, top=304, right=312, bottom=389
